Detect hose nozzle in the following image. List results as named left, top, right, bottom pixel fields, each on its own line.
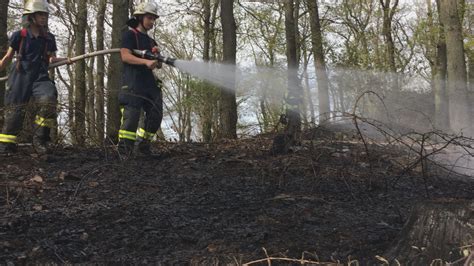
left=132, top=49, right=176, bottom=67
left=160, top=56, right=176, bottom=67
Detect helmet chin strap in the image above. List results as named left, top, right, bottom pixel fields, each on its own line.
left=137, top=15, right=153, bottom=31
left=137, top=16, right=146, bottom=31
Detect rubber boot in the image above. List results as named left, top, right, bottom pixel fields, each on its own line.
left=136, top=139, right=162, bottom=159
left=0, top=142, right=18, bottom=155
left=33, top=126, right=51, bottom=154
left=118, top=139, right=135, bottom=159
left=136, top=137, right=150, bottom=155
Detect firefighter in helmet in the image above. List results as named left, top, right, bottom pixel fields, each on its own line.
left=0, top=0, right=70, bottom=155
left=118, top=1, right=164, bottom=157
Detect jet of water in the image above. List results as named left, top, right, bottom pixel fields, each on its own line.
left=173, top=60, right=242, bottom=91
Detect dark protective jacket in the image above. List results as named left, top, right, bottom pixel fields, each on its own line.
left=6, top=29, right=57, bottom=105
left=119, top=28, right=160, bottom=108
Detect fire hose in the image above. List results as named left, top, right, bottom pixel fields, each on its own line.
left=0, top=48, right=176, bottom=82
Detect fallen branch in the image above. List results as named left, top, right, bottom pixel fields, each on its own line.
left=242, top=257, right=342, bottom=265
left=243, top=248, right=345, bottom=266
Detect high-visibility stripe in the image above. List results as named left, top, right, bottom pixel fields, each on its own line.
left=0, top=134, right=17, bottom=144
left=35, top=115, right=55, bottom=128
left=120, top=107, right=125, bottom=127
left=137, top=128, right=155, bottom=140
left=118, top=130, right=136, bottom=141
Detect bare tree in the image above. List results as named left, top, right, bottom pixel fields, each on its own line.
left=307, top=0, right=330, bottom=122
left=380, top=0, right=399, bottom=73
left=107, top=0, right=130, bottom=142
left=201, top=0, right=215, bottom=142
left=73, top=0, right=87, bottom=145
left=272, top=0, right=303, bottom=154
left=439, top=0, right=470, bottom=133
left=219, top=0, right=238, bottom=139
left=95, top=0, right=107, bottom=141
left=432, top=0, right=450, bottom=129
left=86, top=25, right=96, bottom=141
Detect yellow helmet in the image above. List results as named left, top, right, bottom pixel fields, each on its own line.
left=23, top=0, right=50, bottom=15
left=133, top=2, right=160, bottom=18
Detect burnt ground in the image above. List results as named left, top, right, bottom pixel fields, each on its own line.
left=0, top=127, right=473, bottom=265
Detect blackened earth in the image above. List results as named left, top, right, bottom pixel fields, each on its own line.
left=1, top=130, right=473, bottom=264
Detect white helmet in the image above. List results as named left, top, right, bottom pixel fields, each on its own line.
left=23, top=0, right=50, bottom=15
left=133, top=2, right=160, bottom=18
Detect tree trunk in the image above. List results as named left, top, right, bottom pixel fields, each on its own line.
left=466, top=6, right=474, bottom=128
left=86, top=25, right=96, bottom=143
left=380, top=0, right=399, bottom=91
left=385, top=200, right=474, bottom=264
left=380, top=0, right=398, bottom=73
left=272, top=0, right=302, bottom=154
left=439, top=0, right=470, bottom=133
left=304, top=70, right=316, bottom=124
left=469, top=49, right=474, bottom=127
left=301, top=41, right=310, bottom=128
left=203, top=0, right=211, bottom=62
left=201, top=0, right=213, bottom=142
left=95, top=0, right=106, bottom=142
left=433, top=0, right=450, bottom=130
left=62, top=0, right=75, bottom=140
left=73, top=0, right=87, bottom=145
left=0, top=0, right=9, bottom=127
left=284, top=0, right=301, bottom=144
left=469, top=48, right=474, bottom=92
left=219, top=0, right=238, bottom=139
left=307, top=0, right=330, bottom=122
left=107, top=0, right=129, bottom=142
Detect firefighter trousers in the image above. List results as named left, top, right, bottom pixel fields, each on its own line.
left=118, top=86, right=163, bottom=146
left=0, top=63, right=57, bottom=145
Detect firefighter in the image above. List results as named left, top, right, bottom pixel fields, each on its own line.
left=0, top=0, right=70, bottom=155
left=118, top=1, right=163, bottom=157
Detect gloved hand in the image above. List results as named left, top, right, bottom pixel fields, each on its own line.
left=151, top=47, right=162, bottom=69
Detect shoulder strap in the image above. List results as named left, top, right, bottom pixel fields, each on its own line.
left=20, top=28, right=28, bottom=38
left=43, top=35, right=50, bottom=64
left=15, top=29, right=28, bottom=71
left=131, top=28, right=140, bottom=50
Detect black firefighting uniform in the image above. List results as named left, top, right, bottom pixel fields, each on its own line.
left=118, top=29, right=163, bottom=147
left=0, top=29, right=58, bottom=146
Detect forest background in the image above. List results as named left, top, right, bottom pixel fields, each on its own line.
left=0, top=0, right=472, bottom=146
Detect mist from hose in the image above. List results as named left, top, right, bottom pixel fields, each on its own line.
left=171, top=59, right=474, bottom=136
left=170, top=59, right=474, bottom=179
left=173, top=60, right=242, bottom=91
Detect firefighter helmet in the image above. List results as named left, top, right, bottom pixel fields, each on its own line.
left=133, top=2, right=160, bottom=18
left=23, top=0, right=50, bottom=15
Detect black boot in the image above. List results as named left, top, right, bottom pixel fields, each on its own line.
left=118, top=139, right=135, bottom=159
left=0, top=142, right=18, bottom=155
left=33, top=126, right=51, bottom=154
left=136, top=139, right=161, bottom=158
left=137, top=139, right=151, bottom=155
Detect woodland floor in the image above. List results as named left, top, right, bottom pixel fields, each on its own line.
left=0, top=125, right=473, bottom=265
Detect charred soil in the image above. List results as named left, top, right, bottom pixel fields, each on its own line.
left=1, top=129, right=473, bottom=264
